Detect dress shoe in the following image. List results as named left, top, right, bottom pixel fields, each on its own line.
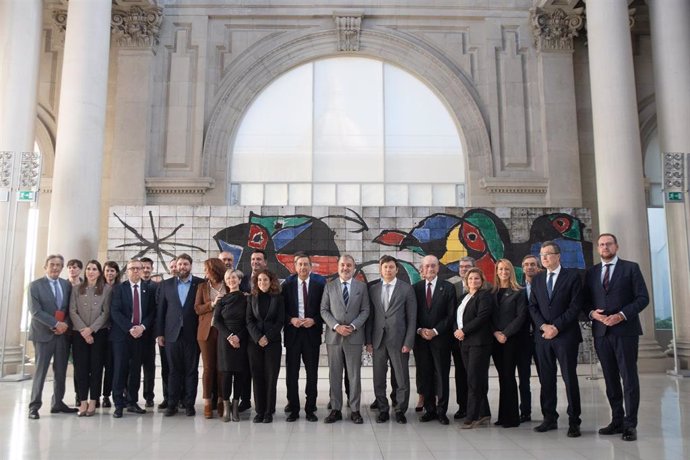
left=185, top=405, right=196, bottom=416
left=77, top=410, right=87, bottom=417
left=231, top=400, right=240, bottom=422
left=263, top=414, right=273, bottom=423
left=126, top=403, right=146, bottom=414
left=454, top=409, right=466, bottom=420
left=238, top=400, right=251, bottom=412
left=461, top=421, right=474, bottom=429
left=370, top=400, right=380, bottom=410
left=395, top=412, right=407, bottom=424
left=145, top=400, right=154, bottom=408
left=253, top=414, right=264, bottom=423
left=102, top=397, right=111, bottom=408
left=419, top=412, right=437, bottom=423
left=86, top=408, right=96, bottom=417
left=351, top=411, right=363, bottom=424
left=622, top=427, right=637, bottom=441
left=28, top=409, right=40, bottom=420
left=415, top=405, right=423, bottom=412
left=51, top=404, right=78, bottom=414
left=534, top=421, right=558, bottom=432
left=438, top=414, right=450, bottom=425
left=324, top=410, right=342, bottom=424
left=284, top=403, right=291, bottom=413
left=376, top=412, right=389, bottom=423
left=567, top=425, right=581, bottom=438
left=95, top=400, right=101, bottom=409
left=178, top=401, right=185, bottom=409
left=286, top=412, right=299, bottom=422
left=158, top=400, right=169, bottom=410
left=494, top=420, right=503, bottom=426
left=519, top=413, right=531, bottom=423
left=472, top=415, right=490, bottom=427
left=164, top=406, right=178, bottom=417
left=217, top=398, right=224, bottom=418
left=598, top=422, right=624, bottom=435
left=306, top=412, right=318, bottom=422
left=113, top=408, right=123, bottom=418
left=204, top=402, right=213, bottom=419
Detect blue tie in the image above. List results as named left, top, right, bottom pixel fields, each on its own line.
left=53, top=280, right=63, bottom=310
left=546, top=272, right=554, bottom=300
left=342, top=282, right=349, bottom=306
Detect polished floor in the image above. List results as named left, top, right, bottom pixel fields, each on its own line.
left=1, top=365, right=689, bottom=460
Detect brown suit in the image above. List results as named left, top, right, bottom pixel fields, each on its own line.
left=194, top=281, right=225, bottom=400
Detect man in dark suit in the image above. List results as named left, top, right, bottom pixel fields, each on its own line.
left=584, top=233, right=648, bottom=442
left=27, top=255, right=78, bottom=419
left=529, top=241, right=584, bottom=437
left=110, top=259, right=155, bottom=418
left=366, top=255, right=417, bottom=424
left=413, top=255, right=457, bottom=425
left=138, top=257, right=157, bottom=408
left=282, top=252, right=326, bottom=422
left=156, top=253, right=204, bottom=416
left=321, top=254, right=370, bottom=424
left=517, top=254, right=541, bottom=422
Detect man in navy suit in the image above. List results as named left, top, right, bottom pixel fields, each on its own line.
left=110, top=259, right=155, bottom=418
left=529, top=241, right=584, bottom=437
left=282, top=252, right=326, bottom=422
left=156, top=253, right=204, bottom=416
left=584, top=233, right=648, bottom=442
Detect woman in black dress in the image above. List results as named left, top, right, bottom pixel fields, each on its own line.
left=246, top=269, right=284, bottom=423
left=100, top=260, right=120, bottom=409
left=214, top=269, right=249, bottom=422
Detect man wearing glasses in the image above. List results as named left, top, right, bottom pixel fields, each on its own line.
left=528, top=241, right=584, bottom=438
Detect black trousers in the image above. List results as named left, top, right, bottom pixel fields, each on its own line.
left=112, top=336, right=145, bottom=409
left=73, top=329, right=108, bottom=401
left=158, top=344, right=170, bottom=401
left=595, top=334, right=640, bottom=429
left=248, top=341, right=282, bottom=417
left=450, top=338, right=468, bottom=414
left=492, top=338, right=520, bottom=426
left=285, top=332, right=320, bottom=414
left=516, top=331, right=536, bottom=416
left=102, top=334, right=113, bottom=398
left=166, top=339, right=200, bottom=407
left=141, top=331, right=156, bottom=402
left=222, top=372, right=243, bottom=400
left=534, top=336, right=581, bottom=426
left=414, top=339, right=451, bottom=415
left=460, top=342, right=491, bottom=422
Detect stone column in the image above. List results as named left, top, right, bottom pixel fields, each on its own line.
left=0, top=0, right=42, bottom=375
left=46, top=0, right=112, bottom=261
left=586, top=0, right=669, bottom=371
left=648, top=0, right=690, bottom=370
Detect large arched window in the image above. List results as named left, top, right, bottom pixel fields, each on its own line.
left=230, top=57, right=464, bottom=206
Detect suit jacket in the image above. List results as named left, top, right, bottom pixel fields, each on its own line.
left=110, top=280, right=155, bottom=342
left=414, top=278, right=457, bottom=347
left=320, top=278, right=370, bottom=345
left=491, top=287, right=528, bottom=338
left=282, top=273, right=326, bottom=347
left=156, top=275, right=204, bottom=343
left=454, top=289, right=495, bottom=346
left=529, top=267, right=584, bottom=344
left=69, top=284, right=112, bottom=333
left=28, top=276, right=72, bottom=342
left=194, top=280, right=226, bottom=341
left=247, top=293, right=285, bottom=345
left=583, top=258, right=649, bottom=337
left=366, top=279, right=417, bottom=350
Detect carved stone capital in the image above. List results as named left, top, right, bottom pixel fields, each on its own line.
left=50, top=9, right=68, bottom=48
left=111, top=5, right=163, bottom=49
left=530, top=6, right=584, bottom=52
left=333, top=11, right=363, bottom=52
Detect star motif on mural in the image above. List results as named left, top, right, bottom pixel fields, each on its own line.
left=114, top=211, right=206, bottom=273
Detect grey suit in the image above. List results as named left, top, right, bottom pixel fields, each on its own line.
left=320, top=278, right=370, bottom=412
left=366, top=279, right=417, bottom=414
left=28, top=276, right=72, bottom=411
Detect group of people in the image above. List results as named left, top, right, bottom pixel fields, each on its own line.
left=27, top=233, right=648, bottom=441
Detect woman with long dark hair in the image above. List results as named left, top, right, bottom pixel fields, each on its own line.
left=100, top=261, right=120, bottom=408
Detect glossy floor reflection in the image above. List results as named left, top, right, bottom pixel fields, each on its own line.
left=1, top=366, right=689, bottom=459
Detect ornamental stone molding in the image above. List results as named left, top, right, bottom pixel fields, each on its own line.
left=663, top=152, right=685, bottom=190
left=333, top=11, right=363, bottom=52
left=111, top=5, right=163, bottom=49
left=145, top=177, right=215, bottom=196
left=530, top=6, right=584, bottom=52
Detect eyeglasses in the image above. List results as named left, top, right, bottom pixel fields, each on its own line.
left=539, top=252, right=558, bottom=258
left=597, top=242, right=616, bottom=247
left=128, top=267, right=142, bottom=271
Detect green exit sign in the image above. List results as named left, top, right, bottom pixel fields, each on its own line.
left=666, top=191, right=684, bottom=202
left=17, top=190, right=37, bottom=202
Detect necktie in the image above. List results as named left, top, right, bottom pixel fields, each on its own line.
left=546, top=272, right=554, bottom=299
left=383, top=284, right=391, bottom=311
left=302, top=281, right=308, bottom=318
left=602, top=263, right=611, bottom=291
left=426, top=283, right=432, bottom=309
left=132, top=284, right=140, bottom=325
left=342, top=282, right=349, bottom=306
left=53, top=279, right=63, bottom=310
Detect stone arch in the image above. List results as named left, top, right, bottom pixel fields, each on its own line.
left=202, top=27, right=492, bottom=205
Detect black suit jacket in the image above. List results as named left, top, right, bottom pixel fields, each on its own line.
left=247, top=293, right=285, bottom=345
left=282, top=273, right=326, bottom=347
left=454, top=289, right=495, bottom=346
left=414, top=278, right=457, bottom=347
left=491, top=288, right=528, bottom=338
left=529, top=267, right=584, bottom=344
left=110, top=280, right=155, bottom=342
left=156, top=275, right=204, bottom=343
left=583, top=258, right=649, bottom=337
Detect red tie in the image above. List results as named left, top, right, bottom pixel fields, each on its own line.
left=602, top=263, right=611, bottom=292
left=426, top=283, right=432, bottom=309
left=133, top=284, right=140, bottom=325
left=302, top=281, right=308, bottom=318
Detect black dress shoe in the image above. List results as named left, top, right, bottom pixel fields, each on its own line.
left=95, top=400, right=101, bottom=409
left=284, top=404, right=291, bottom=413
left=238, top=400, right=251, bottom=412
left=306, top=412, right=318, bottom=422
left=158, top=400, right=169, bottom=410
left=164, top=406, right=178, bottom=417
left=534, top=421, right=558, bottom=432
left=178, top=401, right=185, bottom=409
left=185, top=405, right=196, bottom=416
left=598, top=422, right=624, bottom=435
left=286, top=412, right=299, bottom=422
left=253, top=414, right=264, bottom=423
left=369, top=400, right=380, bottom=410
left=567, top=425, right=581, bottom=438
left=102, top=397, right=112, bottom=408
left=395, top=412, right=407, bottom=424
left=351, top=411, right=363, bottom=424
left=438, top=414, right=450, bottom=425
left=376, top=412, right=389, bottom=423
left=113, top=408, right=123, bottom=418
left=519, top=413, right=531, bottom=423
left=263, top=414, right=273, bottom=423
left=28, top=409, right=40, bottom=420
left=622, top=427, right=637, bottom=441
left=419, top=412, right=437, bottom=422
left=127, top=404, right=146, bottom=414
left=454, top=409, right=466, bottom=420
left=50, top=405, right=79, bottom=414
left=145, top=400, right=154, bottom=408
left=324, top=410, right=342, bottom=424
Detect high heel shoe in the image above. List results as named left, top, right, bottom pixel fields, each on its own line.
left=77, top=403, right=88, bottom=417
left=86, top=400, right=97, bottom=417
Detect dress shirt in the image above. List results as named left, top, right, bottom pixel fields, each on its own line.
left=381, top=278, right=397, bottom=308
left=456, top=293, right=473, bottom=330
left=130, top=282, right=144, bottom=329
left=546, top=265, right=562, bottom=290
left=297, top=275, right=310, bottom=319
left=48, top=276, right=64, bottom=309
left=176, top=276, right=191, bottom=306
left=335, top=277, right=356, bottom=330
left=601, top=256, right=619, bottom=283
